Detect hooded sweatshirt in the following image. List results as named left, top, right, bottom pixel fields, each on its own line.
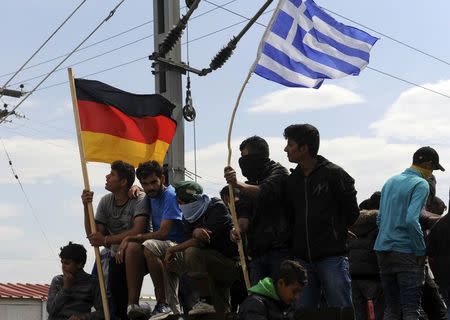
left=286, top=155, right=360, bottom=261
left=238, top=278, right=293, bottom=320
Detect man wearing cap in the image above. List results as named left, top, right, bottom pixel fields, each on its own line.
left=374, top=146, right=445, bottom=320
left=165, top=180, right=241, bottom=316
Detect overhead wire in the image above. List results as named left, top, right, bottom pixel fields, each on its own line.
left=321, top=7, right=450, bottom=67
left=204, top=0, right=450, bottom=99
left=9, top=0, right=448, bottom=125
left=0, top=0, right=88, bottom=96
left=0, top=138, right=56, bottom=256
left=206, top=0, right=450, bottom=68
left=1, top=0, right=240, bottom=85
left=8, top=34, right=154, bottom=87
left=0, top=19, right=153, bottom=80
left=34, top=14, right=255, bottom=93
left=0, top=0, right=127, bottom=124
left=366, top=66, right=450, bottom=99
left=2, top=0, right=243, bottom=136
left=185, top=7, right=199, bottom=182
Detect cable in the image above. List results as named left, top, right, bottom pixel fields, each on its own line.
left=0, top=0, right=87, bottom=95
left=2, top=126, right=78, bottom=152
left=0, top=0, right=239, bottom=83
left=366, top=66, right=450, bottom=99
left=207, top=0, right=450, bottom=68
left=1, top=138, right=56, bottom=256
left=18, top=10, right=450, bottom=104
left=204, top=0, right=268, bottom=28
left=205, top=2, right=450, bottom=99
left=35, top=57, right=148, bottom=92
left=321, top=7, right=450, bottom=67
left=34, top=17, right=252, bottom=92
left=185, top=7, right=199, bottom=182
left=8, top=34, right=154, bottom=87
left=1, top=0, right=127, bottom=124
left=0, top=20, right=153, bottom=80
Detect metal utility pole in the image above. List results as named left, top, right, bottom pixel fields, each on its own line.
left=153, top=0, right=185, bottom=184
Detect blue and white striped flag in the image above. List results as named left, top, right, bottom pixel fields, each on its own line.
left=253, top=0, right=378, bottom=88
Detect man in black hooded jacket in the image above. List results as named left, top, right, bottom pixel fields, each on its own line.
left=225, top=136, right=292, bottom=285
left=283, top=124, right=360, bottom=309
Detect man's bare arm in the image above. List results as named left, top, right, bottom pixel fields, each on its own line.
left=127, top=219, right=174, bottom=243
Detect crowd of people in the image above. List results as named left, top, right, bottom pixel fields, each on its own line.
left=46, top=123, right=450, bottom=320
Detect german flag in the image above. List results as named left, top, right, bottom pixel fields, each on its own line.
left=75, top=79, right=177, bottom=167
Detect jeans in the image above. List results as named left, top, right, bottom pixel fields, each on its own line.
left=249, top=248, right=290, bottom=285
left=381, top=270, right=425, bottom=320
left=295, top=256, right=353, bottom=309
left=421, top=265, right=447, bottom=320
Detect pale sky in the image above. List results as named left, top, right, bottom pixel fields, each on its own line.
left=1, top=0, right=450, bottom=295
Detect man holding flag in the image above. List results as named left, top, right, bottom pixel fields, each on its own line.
left=69, top=73, right=178, bottom=319
left=81, top=161, right=150, bottom=320
left=227, top=0, right=378, bottom=309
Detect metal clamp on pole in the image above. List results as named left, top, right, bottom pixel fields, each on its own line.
left=149, top=0, right=274, bottom=77
left=150, top=56, right=205, bottom=76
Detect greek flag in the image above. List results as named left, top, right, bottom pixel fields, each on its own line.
left=253, top=0, right=378, bottom=88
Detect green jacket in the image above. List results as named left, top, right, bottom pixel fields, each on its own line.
left=238, top=278, right=292, bottom=320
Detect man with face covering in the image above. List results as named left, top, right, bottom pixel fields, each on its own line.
left=224, top=136, right=292, bottom=285
left=164, top=181, right=240, bottom=316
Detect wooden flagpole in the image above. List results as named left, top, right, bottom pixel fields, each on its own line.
left=67, top=68, right=110, bottom=320
left=227, top=70, right=253, bottom=290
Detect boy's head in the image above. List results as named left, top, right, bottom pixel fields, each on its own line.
left=274, top=260, right=307, bottom=305
left=59, top=242, right=87, bottom=274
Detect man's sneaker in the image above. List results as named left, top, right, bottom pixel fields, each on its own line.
left=127, top=304, right=147, bottom=319
left=149, top=302, right=173, bottom=320
left=188, top=301, right=216, bottom=315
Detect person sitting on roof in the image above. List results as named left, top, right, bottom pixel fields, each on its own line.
left=81, top=160, right=150, bottom=320
left=47, top=242, right=104, bottom=320
left=164, top=180, right=241, bottom=317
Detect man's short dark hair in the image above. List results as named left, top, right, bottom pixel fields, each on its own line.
left=59, top=242, right=87, bottom=267
left=136, top=161, right=163, bottom=181
left=283, top=124, right=320, bottom=157
left=427, top=196, right=447, bottom=215
left=359, top=191, right=381, bottom=210
left=220, top=185, right=240, bottom=199
left=111, top=160, right=135, bottom=189
left=239, top=136, right=270, bottom=158
left=274, top=260, right=307, bottom=286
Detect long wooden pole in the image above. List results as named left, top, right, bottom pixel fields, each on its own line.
left=227, top=71, right=253, bottom=290
left=67, top=68, right=110, bottom=320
